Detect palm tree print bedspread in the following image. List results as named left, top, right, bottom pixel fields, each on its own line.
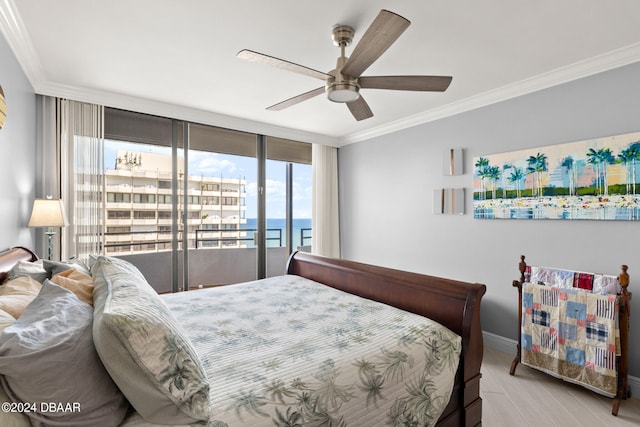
left=156, top=275, right=461, bottom=427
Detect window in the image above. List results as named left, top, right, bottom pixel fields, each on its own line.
left=186, top=211, right=201, bottom=219
left=201, top=196, right=219, bottom=205
left=88, top=107, right=313, bottom=288
left=222, top=197, right=238, bottom=206
left=201, top=183, right=219, bottom=191
left=107, top=226, right=131, bottom=233
left=158, top=195, right=172, bottom=204
left=108, top=210, right=131, bottom=219
left=133, top=211, right=156, bottom=219
left=107, top=192, right=131, bottom=203
left=133, top=193, right=156, bottom=203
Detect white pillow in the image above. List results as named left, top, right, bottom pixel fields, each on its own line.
left=0, top=311, right=29, bottom=427
left=6, top=260, right=47, bottom=283
left=0, top=281, right=129, bottom=426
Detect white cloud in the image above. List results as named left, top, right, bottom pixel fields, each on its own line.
left=191, top=154, right=238, bottom=176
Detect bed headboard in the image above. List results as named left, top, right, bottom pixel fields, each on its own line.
left=0, top=246, right=38, bottom=283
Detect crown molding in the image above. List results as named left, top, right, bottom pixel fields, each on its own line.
left=338, top=42, right=640, bottom=146
left=0, top=0, right=45, bottom=85
left=36, top=80, right=338, bottom=146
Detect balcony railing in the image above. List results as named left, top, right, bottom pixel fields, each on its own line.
left=195, top=228, right=282, bottom=248
left=300, top=227, right=312, bottom=247
left=91, top=228, right=312, bottom=292
left=102, top=227, right=307, bottom=253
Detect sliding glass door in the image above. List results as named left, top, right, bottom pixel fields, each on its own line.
left=184, top=123, right=257, bottom=288
left=264, top=158, right=312, bottom=275
left=95, top=108, right=311, bottom=292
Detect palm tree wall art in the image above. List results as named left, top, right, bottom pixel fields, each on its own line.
left=473, top=130, right=640, bottom=220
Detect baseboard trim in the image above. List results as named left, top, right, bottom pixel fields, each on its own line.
left=482, top=331, right=639, bottom=398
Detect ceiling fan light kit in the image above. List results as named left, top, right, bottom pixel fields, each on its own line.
left=238, top=9, right=452, bottom=121
left=327, top=82, right=360, bottom=103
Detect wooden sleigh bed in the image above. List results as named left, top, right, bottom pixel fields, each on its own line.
left=0, top=247, right=486, bottom=426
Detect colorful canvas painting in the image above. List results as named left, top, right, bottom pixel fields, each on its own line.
left=473, top=130, right=640, bottom=220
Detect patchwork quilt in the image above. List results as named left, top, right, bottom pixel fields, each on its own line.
left=525, top=265, right=621, bottom=295
left=521, top=281, right=619, bottom=397
left=121, top=275, right=462, bottom=427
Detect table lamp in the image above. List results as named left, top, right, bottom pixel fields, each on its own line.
left=28, top=197, right=69, bottom=260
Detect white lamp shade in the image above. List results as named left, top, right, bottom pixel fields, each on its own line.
left=28, top=199, right=69, bottom=227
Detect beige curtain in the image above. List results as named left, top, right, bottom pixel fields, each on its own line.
left=38, top=96, right=104, bottom=262
left=311, top=143, right=340, bottom=257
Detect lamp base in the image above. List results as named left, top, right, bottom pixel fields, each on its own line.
left=45, top=229, right=55, bottom=261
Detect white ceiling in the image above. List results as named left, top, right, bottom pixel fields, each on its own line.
left=1, top=0, right=640, bottom=146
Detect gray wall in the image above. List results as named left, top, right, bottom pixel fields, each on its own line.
left=0, top=32, right=36, bottom=250
left=338, top=61, right=640, bottom=378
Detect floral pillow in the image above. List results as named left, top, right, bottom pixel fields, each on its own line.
left=91, top=256, right=210, bottom=424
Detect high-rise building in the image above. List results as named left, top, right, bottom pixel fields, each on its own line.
left=104, top=150, right=247, bottom=255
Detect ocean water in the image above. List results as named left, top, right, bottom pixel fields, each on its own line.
left=242, top=218, right=312, bottom=248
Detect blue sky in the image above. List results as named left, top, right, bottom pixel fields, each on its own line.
left=104, top=140, right=312, bottom=218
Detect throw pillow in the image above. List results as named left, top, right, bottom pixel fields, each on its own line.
left=92, top=256, right=210, bottom=424
left=50, top=269, right=94, bottom=305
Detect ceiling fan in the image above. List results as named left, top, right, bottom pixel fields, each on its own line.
left=237, top=9, right=452, bottom=121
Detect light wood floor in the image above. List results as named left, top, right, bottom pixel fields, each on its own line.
left=481, top=346, right=640, bottom=426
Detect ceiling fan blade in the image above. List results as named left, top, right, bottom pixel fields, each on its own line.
left=346, top=95, right=374, bottom=121
left=359, top=75, right=452, bottom=92
left=267, top=86, right=326, bottom=111
left=341, top=10, right=411, bottom=78
left=237, top=49, right=330, bottom=81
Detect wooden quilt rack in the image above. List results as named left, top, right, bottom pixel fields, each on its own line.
left=509, top=255, right=631, bottom=416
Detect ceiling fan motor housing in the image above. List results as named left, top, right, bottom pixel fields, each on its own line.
left=327, top=25, right=360, bottom=103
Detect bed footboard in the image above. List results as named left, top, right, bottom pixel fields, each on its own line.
left=286, top=251, right=486, bottom=427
